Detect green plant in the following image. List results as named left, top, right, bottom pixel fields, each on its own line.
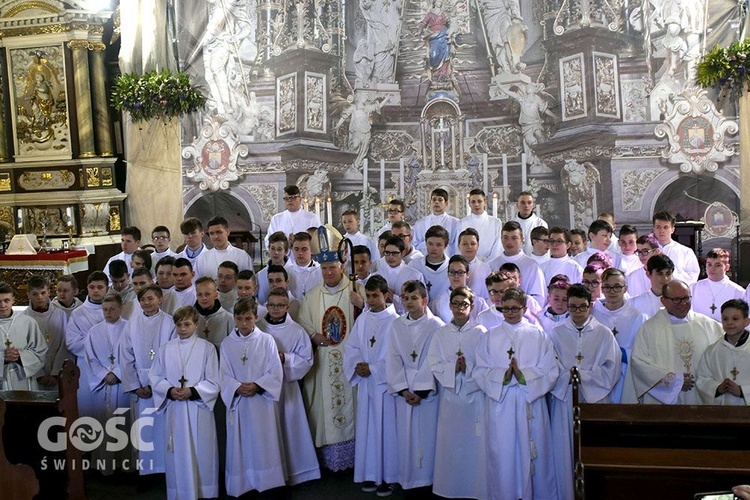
left=697, top=38, right=750, bottom=99
left=110, top=69, right=206, bottom=123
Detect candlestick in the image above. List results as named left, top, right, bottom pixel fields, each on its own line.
left=399, top=158, right=405, bottom=198
left=380, top=159, right=385, bottom=202
left=466, top=193, right=471, bottom=217
left=492, top=193, right=499, bottom=219
left=521, top=153, right=527, bottom=189
left=326, top=197, right=332, bottom=225
left=482, top=154, right=488, bottom=193
left=363, top=158, right=368, bottom=195
left=315, top=197, right=321, bottom=222
left=304, top=197, right=309, bottom=211
left=502, top=154, right=508, bottom=189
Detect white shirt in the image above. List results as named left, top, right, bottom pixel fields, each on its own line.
left=660, top=240, right=700, bottom=285
left=459, top=212, right=503, bottom=261
left=195, top=245, right=253, bottom=279
left=266, top=209, right=320, bottom=249
left=510, top=212, right=547, bottom=255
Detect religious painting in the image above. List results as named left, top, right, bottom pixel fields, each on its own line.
left=7, top=44, right=72, bottom=161
left=560, top=53, right=586, bottom=121
left=322, top=306, right=347, bottom=345
left=304, top=72, right=326, bottom=133
left=593, top=52, right=620, bottom=118
left=703, top=202, right=737, bottom=239
left=276, top=72, right=297, bottom=136
left=678, top=116, right=712, bottom=154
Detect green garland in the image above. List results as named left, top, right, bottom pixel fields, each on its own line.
left=697, top=38, right=750, bottom=99
left=110, top=69, right=206, bottom=124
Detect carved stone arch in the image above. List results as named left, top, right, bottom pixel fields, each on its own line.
left=0, top=1, right=64, bottom=18
left=420, top=97, right=465, bottom=171
left=649, top=173, right=739, bottom=222
left=183, top=187, right=264, bottom=230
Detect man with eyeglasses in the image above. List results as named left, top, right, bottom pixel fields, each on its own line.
left=390, top=221, right=423, bottom=264
left=593, top=268, right=648, bottom=403
left=429, top=255, right=489, bottom=322
left=265, top=185, right=320, bottom=251
left=549, top=284, right=621, bottom=500
left=542, top=227, right=584, bottom=287
left=623, top=280, right=722, bottom=405
left=691, top=248, right=743, bottom=323
left=150, top=225, right=177, bottom=273
left=375, top=236, right=425, bottom=314
left=477, top=270, right=542, bottom=329
left=626, top=234, right=662, bottom=297
left=630, top=254, right=674, bottom=318
left=376, top=199, right=406, bottom=239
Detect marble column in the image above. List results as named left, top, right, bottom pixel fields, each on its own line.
left=89, top=42, right=114, bottom=157
left=69, top=39, right=97, bottom=158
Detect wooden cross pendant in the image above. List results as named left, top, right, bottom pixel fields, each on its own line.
left=731, top=366, right=739, bottom=381
left=410, top=350, right=418, bottom=362
left=109, top=354, right=115, bottom=364
left=710, top=303, right=717, bottom=314
left=203, top=327, right=210, bottom=336
left=611, top=327, right=619, bottom=336
left=369, top=336, right=376, bottom=347
left=507, top=346, right=515, bottom=359
left=575, top=351, right=584, bottom=365
left=148, top=348, right=155, bottom=360
left=178, top=375, right=188, bottom=388
left=4, top=338, right=11, bottom=349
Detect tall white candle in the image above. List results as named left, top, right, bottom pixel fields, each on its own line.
left=492, top=193, right=498, bottom=218
left=466, top=193, right=471, bottom=217
left=521, top=153, right=527, bottom=189
left=327, top=197, right=333, bottom=225
left=315, top=197, right=321, bottom=222
left=380, top=159, right=385, bottom=201
left=482, top=154, right=488, bottom=193
left=363, top=158, right=368, bottom=196
left=304, top=197, right=309, bottom=211
left=502, top=154, right=508, bottom=189
left=399, top=158, right=405, bottom=198
left=16, top=208, right=22, bottom=231
left=66, top=207, right=74, bottom=226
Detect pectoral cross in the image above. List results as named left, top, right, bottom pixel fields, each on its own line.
left=611, top=327, right=618, bottom=336
left=575, top=351, right=584, bottom=365
left=109, top=353, right=115, bottom=364
left=4, top=338, right=11, bottom=349
left=148, top=348, right=155, bottom=360
left=369, top=335, right=376, bottom=347
left=456, top=348, right=463, bottom=357
left=710, top=303, right=717, bottom=314
left=203, top=327, right=210, bottom=336
left=507, top=346, right=515, bottom=359
left=178, top=375, right=188, bottom=388
left=731, top=366, right=739, bottom=381
left=241, top=353, right=247, bottom=365
left=425, top=281, right=432, bottom=294
left=410, top=350, right=418, bottom=362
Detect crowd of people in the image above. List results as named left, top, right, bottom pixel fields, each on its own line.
left=1, top=183, right=748, bottom=500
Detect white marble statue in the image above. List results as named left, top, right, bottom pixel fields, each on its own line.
left=334, top=92, right=392, bottom=169
left=479, top=0, right=527, bottom=74
left=498, top=82, right=556, bottom=168
left=356, top=0, right=403, bottom=86
left=660, top=0, right=704, bottom=83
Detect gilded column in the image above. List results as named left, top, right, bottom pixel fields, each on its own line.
left=69, top=39, right=96, bottom=158
left=89, top=42, right=114, bottom=156
left=0, top=68, right=7, bottom=162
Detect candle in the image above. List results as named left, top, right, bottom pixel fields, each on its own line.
left=363, top=158, right=368, bottom=195
left=492, top=193, right=499, bottom=218
left=502, top=154, right=508, bottom=189
left=315, top=197, right=321, bottom=222
left=380, top=159, right=385, bottom=201
left=326, top=197, right=332, bottom=225
left=66, top=207, right=74, bottom=227
left=482, top=154, right=488, bottom=193
left=399, top=158, right=405, bottom=198
left=370, top=208, right=375, bottom=232
left=521, top=153, right=527, bottom=189
left=16, top=208, right=22, bottom=231
left=304, top=197, right=309, bottom=211
left=466, top=193, right=471, bottom=217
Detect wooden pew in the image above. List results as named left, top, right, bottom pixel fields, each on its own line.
left=0, top=360, right=85, bottom=499
left=571, top=368, right=750, bottom=499
left=0, top=398, right=39, bottom=499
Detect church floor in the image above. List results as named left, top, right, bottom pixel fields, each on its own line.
left=86, top=468, right=441, bottom=499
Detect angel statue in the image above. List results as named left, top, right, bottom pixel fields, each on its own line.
left=333, top=92, right=392, bottom=171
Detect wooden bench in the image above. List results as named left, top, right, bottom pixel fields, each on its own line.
left=0, top=360, right=85, bottom=499
left=571, top=368, right=750, bottom=499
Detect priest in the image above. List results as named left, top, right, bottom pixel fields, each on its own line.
left=266, top=185, right=320, bottom=250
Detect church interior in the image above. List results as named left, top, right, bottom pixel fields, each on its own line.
left=0, top=0, right=749, bottom=498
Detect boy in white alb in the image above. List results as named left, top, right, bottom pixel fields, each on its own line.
left=376, top=199, right=406, bottom=239
left=458, top=228, right=493, bottom=299
left=428, top=287, right=488, bottom=500
left=627, top=234, right=661, bottom=297
left=287, top=232, right=322, bottom=300
left=257, top=231, right=295, bottom=304
left=408, top=226, right=451, bottom=300
left=391, top=221, right=424, bottom=264
left=195, top=216, right=253, bottom=279
left=385, top=280, right=444, bottom=491
left=220, top=298, right=287, bottom=496
left=195, top=277, right=235, bottom=348
left=528, top=226, right=550, bottom=266
left=344, top=276, right=399, bottom=495
left=176, top=217, right=207, bottom=267
left=430, top=255, right=489, bottom=322
left=538, top=276, right=571, bottom=334
left=161, top=258, right=197, bottom=315
left=412, top=188, right=460, bottom=255
left=474, top=287, right=559, bottom=500
left=265, top=184, right=320, bottom=250
left=257, top=288, right=320, bottom=485
left=629, top=254, right=674, bottom=318
left=652, top=211, right=700, bottom=285
left=217, top=261, right=239, bottom=312
left=341, top=209, right=379, bottom=262
left=103, top=226, right=141, bottom=278
left=0, top=282, right=47, bottom=391
left=574, top=220, right=616, bottom=268
left=51, top=274, right=82, bottom=317
left=150, top=225, right=178, bottom=273
left=616, top=225, right=642, bottom=276
left=543, top=227, right=584, bottom=286
left=692, top=248, right=744, bottom=323
left=488, top=221, right=547, bottom=303
left=460, top=188, right=503, bottom=261
left=549, top=284, right=621, bottom=500
left=377, top=236, right=424, bottom=313
left=510, top=191, right=547, bottom=256
left=150, top=306, right=220, bottom=500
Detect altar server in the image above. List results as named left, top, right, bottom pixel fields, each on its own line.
left=0, top=282, right=47, bottom=391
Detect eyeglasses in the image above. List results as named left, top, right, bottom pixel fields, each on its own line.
left=533, top=238, right=550, bottom=244
left=448, top=270, right=467, bottom=277
left=635, top=248, right=656, bottom=256
left=283, top=195, right=300, bottom=201
left=582, top=280, right=601, bottom=287
left=267, top=303, right=289, bottom=309
left=500, top=306, right=524, bottom=313
left=387, top=209, right=404, bottom=214
left=384, top=250, right=401, bottom=257
left=602, top=284, right=625, bottom=292
left=663, top=295, right=691, bottom=304
left=395, top=233, right=411, bottom=239
left=548, top=239, right=566, bottom=245
left=450, top=301, right=471, bottom=309
left=152, top=236, right=169, bottom=241
left=568, top=304, right=590, bottom=312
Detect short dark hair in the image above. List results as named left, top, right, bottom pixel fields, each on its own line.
left=173, top=306, right=199, bottom=324
left=0, top=282, right=14, bottom=295
left=155, top=256, right=175, bottom=272
left=647, top=254, right=675, bottom=273
left=549, top=226, right=571, bottom=242
left=451, top=286, right=474, bottom=304
left=207, top=216, right=229, bottom=229
left=468, top=188, right=486, bottom=198
left=385, top=236, right=405, bottom=253
left=268, top=231, right=290, bottom=251
left=56, top=275, right=79, bottom=289
left=137, top=283, right=163, bottom=301
left=196, top=276, right=217, bottom=289
left=180, top=217, right=203, bottom=234
left=431, top=188, right=449, bottom=202
left=173, top=257, right=194, bottom=271
left=378, top=230, right=393, bottom=242
left=219, top=261, right=239, bottom=275
left=459, top=227, right=479, bottom=243
left=132, top=268, right=153, bottom=280
left=402, top=280, right=427, bottom=298
left=502, top=287, right=526, bottom=306
left=498, top=262, right=521, bottom=275
left=87, top=271, right=109, bottom=285
left=587, top=219, right=613, bottom=236
left=652, top=211, right=676, bottom=225
left=530, top=226, right=548, bottom=240
left=636, top=234, right=659, bottom=248
left=571, top=228, right=587, bottom=240
left=365, top=275, right=389, bottom=294
left=267, top=265, right=288, bottom=281
left=122, top=226, right=141, bottom=241
left=388, top=199, right=405, bottom=212
left=237, top=269, right=257, bottom=283
left=518, top=191, right=534, bottom=199
left=448, top=254, right=469, bottom=273
left=27, top=275, right=49, bottom=290
left=567, top=283, right=591, bottom=303
left=619, top=224, right=638, bottom=238
left=352, top=245, right=371, bottom=259
left=151, top=225, right=170, bottom=237
left=293, top=232, right=312, bottom=243
left=234, top=297, right=258, bottom=317
left=284, top=185, right=301, bottom=196
left=108, top=259, right=129, bottom=279
left=425, top=225, right=449, bottom=245
left=267, top=287, right=289, bottom=301
left=502, top=221, right=522, bottom=233
left=722, top=299, right=749, bottom=318
left=132, top=249, right=152, bottom=271
left=391, top=221, right=411, bottom=233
